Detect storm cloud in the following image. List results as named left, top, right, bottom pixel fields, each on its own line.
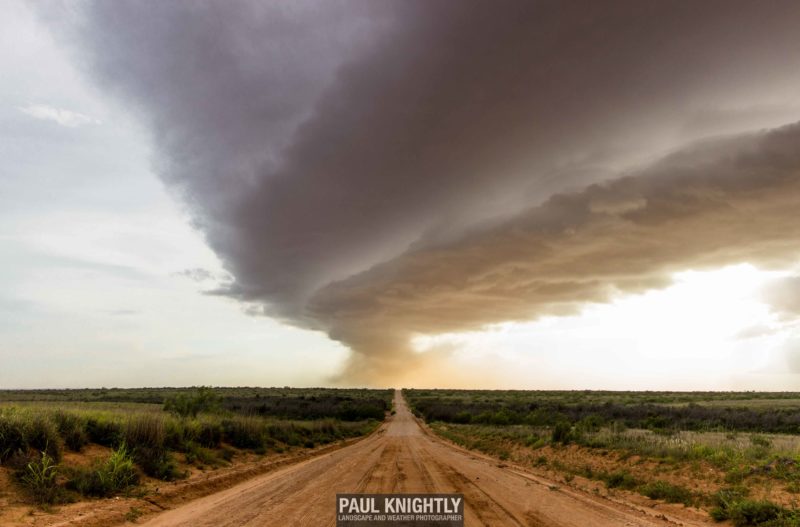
left=48, top=1, right=800, bottom=383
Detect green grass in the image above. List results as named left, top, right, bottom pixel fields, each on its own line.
left=1, top=387, right=385, bottom=504
left=603, top=470, right=639, bottom=490
left=639, top=480, right=694, bottom=505
left=66, top=444, right=139, bottom=497
left=20, top=450, right=60, bottom=504
left=418, top=390, right=800, bottom=521
left=710, top=488, right=800, bottom=526
left=404, top=389, right=800, bottom=435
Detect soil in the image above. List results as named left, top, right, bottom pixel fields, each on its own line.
left=0, top=429, right=367, bottom=526
left=133, top=391, right=717, bottom=526
left=0, top=391, right=725, bottom=526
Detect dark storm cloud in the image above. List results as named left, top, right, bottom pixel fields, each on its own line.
left=49, top=1, right=800, bottom=383
left=311, top=123, right=800, bottom=382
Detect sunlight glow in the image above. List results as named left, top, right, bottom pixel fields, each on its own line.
left=412, top=264, right=794, bottom=389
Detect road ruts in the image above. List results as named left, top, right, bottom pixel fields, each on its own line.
left=141, top=390, right=714, bottom=527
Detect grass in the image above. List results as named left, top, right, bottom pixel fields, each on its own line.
left=125, top=507, right=144, bottom=522
left=0, top=409, right=62, bottom=463
left=124, top=414, right=181, bottom=480
left=603, top=470, right=639, bottom=490
left=639, top=480, right=694, bottom=505
left=404, top=389, right=800, bottom=434
left=53, top=410, right=89, bottom=452
left=66, top=444, right=139, bottom=497
left=710, top=487, right=800, bottom=526
left=0, top=387, right=386, bottom=505
left=20, top=450, right=60, bottom=504
left=413, top=389, right=800, bottom=523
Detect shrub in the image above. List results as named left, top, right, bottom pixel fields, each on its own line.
left=551, top=422, right=573, bottom=444
left=68, top=444, right=139, bottom=497
left=0, top=414, right=25, bottom=461
left=222, top=417, right=264, bottom=450
left=52, top=411, right=88, bottom=452
left=164, top=387, right=221, bottom=418
left=453, top=412, right=472, bottom=424
left=266, top=422, right=302, bottom=446
left=710, top=486, right=800, bottom=526
left=4, top=448, right=36, bottom=472
left=711, top=487, right=754, bottom=523
left=335, top=401, right=385, bottom=421
left=184, top=441, right=221, bottom=467
left=220, top=446, right=236, bottom=462
left=124, top=415, right=181, bottom=480
left=164, top=418, right=190, bottom=450
left=604, top=471, right=638, bottom=490
left=725, top=500, right=783, bottom=526
left=22, top=415, right=62, bottom=463
left=131, top=444, right=180, bottom=481
left=125, top=415, right=165, bottom=450
left=196, top=420, right=223, bottom=449
left=85, top=417, right=122, bottom=447
left=100, top=445, right=139, bottom=492
left=750, top=435, right=772, bottom=448
left=639, top=480, right=693, bottom=506
left=20, top=450, right=60, bottom=504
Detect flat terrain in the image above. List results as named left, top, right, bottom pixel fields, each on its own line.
left=141, top=391, right=712, bottom=527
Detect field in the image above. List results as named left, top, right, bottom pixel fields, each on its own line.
left=405, top=389, right=800, bottom=527
left=0, top=387, right=391, bottom=517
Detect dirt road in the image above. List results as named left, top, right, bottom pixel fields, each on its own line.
left=141, top=391, right=713, bottom=526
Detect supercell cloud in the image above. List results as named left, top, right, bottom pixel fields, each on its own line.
left=47, top=1, right=800, bottom=383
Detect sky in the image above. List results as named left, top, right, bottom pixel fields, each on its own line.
left=2, top=0, right=800, bottom=389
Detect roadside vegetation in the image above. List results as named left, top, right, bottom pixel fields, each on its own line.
left=0, top=387, right=390, bottom=506
left=406, top=389, right=800, bottom=527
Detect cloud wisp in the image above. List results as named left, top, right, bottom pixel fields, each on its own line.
left=47, top=1, right=800, bottom=384
left=19, top=103, right=99, bottom=127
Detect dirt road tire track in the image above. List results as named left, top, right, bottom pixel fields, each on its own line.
left=140, top=391, right=716, bottom=527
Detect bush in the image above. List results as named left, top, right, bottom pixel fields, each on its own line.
left=750, top=435, right=772, bottom=448
left=125, top=415, right=165, bottom=450
left=164, top=387, right=221, bottom=418
left=101, top=444, right=139, bottom=492
left=85, top=417, right=122, bottom=447
left=22, top=415, right=62, bottom=463
left=452, top=412, right=472, bottom=424
left=708, top=488, right=796, bottom=526
left=68, top=444, right=139, bottom=497
left=20, top=450, right=60, bottom=504
left=124, top=415, right=181, bottom=480
left=0, top=414, right=25, bottom=461
left=184, top=441, right=221, bottom=467
left=196, top=420, right=223, bottom=449
left=551, top=422, right=573, bottom=444
left=52, top=411, right=88, bottom=452
left=604, top=471, right=638, bottom=490
left=266, top=422, right=302, bottom=446
left=639, top=480, right=693, bottom=506
left=164, top=418, right=191, bottom=450
left=336, top=401, right=385, bottom=421
left=222, top=417, right=264, bottom=450
left=725, top=500, right=783, bottom=526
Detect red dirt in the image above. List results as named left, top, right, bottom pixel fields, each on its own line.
left=135, top=391, right=717, bottom=526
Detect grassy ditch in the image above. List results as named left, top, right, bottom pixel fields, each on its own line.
left=1, top=387, right=388, bottom=506
left=408, top=389, right=800, bottom=526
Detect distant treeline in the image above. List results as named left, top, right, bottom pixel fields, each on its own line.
left=222, top=395, right=389, bottom=421
left=404, top=389, right=800, bottom=406
left=0, top=387, right=393, bottom=421
left=406, top=392, right=800, bottom=434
